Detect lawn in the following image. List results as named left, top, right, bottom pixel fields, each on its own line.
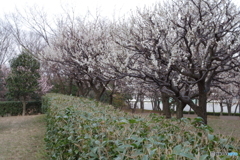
left=208, top=118, right=240, bottom=140
left=0, top=115, right=47, bottom=160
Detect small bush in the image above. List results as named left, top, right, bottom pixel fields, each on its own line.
left=0, top=101, right=42, bottom=116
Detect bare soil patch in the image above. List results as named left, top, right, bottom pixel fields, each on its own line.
left=0, top=115, right=47, bottom=160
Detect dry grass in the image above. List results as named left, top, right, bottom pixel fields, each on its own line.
left=0, top=115, right=47, bottom=160
left=181, top=114, right=240, bottom=139
left=208, top=118, right=240, bottom=140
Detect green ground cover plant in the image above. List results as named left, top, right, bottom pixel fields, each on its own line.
left=43, top=93, right=240, bottom=160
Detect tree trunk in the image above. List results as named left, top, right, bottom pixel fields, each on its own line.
left=22, top=100, right=26, bottom=116
left=161, top=92, right=171, bottom=119
left=140, top=94, right=144, bottom=113
left=132, top=94, right=139, bottom=113
left=151, top=98, right=156, bottom=110
left=109, top=82, right=116, bottom=105
left=93, top=81, right=109, bottom=101
left=157, top=99, right=161, bottom=113
left=126, top=99, right=132, bottom=110
left=176, top=102, right=183, bottom=119
left=109, top=92, right=113, bottom=105
left=195, top=81, right=208, bottom=124
left=76, top=81, right=84, bottom=97
left=176, top=101, right=186, bottom=119
left=56, top=73, right=66, bottom=94
left=234, top=102, right=238, bottom=116
left=239, top=99, right=240, bottom=116
left=68, top=77, right=73, bottom=95
left=220, top=100, right=224, bottom=116
left=151, top=97, right=161, bottom=112
left=188, top=107, right=192, bottom=114
left=212, top=101, right=215, bottom=116
left=226, top=100, right=232, bottom=116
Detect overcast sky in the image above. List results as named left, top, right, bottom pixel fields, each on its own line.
left=0, top=0, right=239, bottom=19
left=0, top=0, right=159, bottom=19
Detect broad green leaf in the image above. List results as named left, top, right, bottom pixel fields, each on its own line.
left=208, top=134, right=214, bottom=141
left=142, top=155, right=149, bottom=160
left=199, top=154, right=209, bottom=160
left=95, top=140, right=100, bottom=145
left=173, top=144, right=182, bottom=154
left=179, top=152, right=195, bottom=159
left=128, top=119, right=137, bottom=123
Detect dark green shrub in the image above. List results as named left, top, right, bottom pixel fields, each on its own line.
left=182, top=111, right=240, bottom=116
left=0, top=101, right=42, bottom=116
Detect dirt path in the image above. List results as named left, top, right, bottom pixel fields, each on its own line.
left=0, top=115, right=47, bottom=160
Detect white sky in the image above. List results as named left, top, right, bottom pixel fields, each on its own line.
left=0, top=0, right=159, bottom=19
left=0, top=0, right=239, bottom=19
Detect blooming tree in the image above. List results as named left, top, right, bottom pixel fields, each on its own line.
left=41, top=13, right=116, bottom=100
left=37, top=75, right=53, bottom=95
left=3, top=1, right=240, bottom=122
left=112, top=0, right=240, bottom=124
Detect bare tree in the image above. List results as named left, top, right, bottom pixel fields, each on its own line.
left=0, top=18, right=15, bottom=66
left=0, top=18, right=16, bottom=100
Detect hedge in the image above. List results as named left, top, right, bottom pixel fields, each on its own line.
left=182, top=111, right=240, bottom=116
left=43, top=93, right=240, bottom=159
left=0, top=101, right=42, bottom=116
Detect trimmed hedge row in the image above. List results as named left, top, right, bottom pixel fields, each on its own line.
left=0, top=101, right=42, bottom=116
left=43, top=93, right=240, bottom=160
left=182, top=111, right=240, bottom=116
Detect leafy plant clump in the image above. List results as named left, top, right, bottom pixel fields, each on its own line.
left=43, top=94, right=240, bottom=160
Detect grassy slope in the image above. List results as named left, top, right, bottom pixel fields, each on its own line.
left=0, top=115, right=47, bottom=160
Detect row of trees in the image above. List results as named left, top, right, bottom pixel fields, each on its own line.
left=0, top=0, right=239, bottom=123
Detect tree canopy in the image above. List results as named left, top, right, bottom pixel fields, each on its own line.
left=6, top=50, right=40, bottom=115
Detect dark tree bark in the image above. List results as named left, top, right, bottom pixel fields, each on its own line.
left=132, top=93, right=140, bottom=113
left=109, top=81, right=116, bottom=105
left=226, top=100, right=232, bottom=116
left=162, top=92, right=171, bottom=119
left=234, top=102, right=239, bottom=116
left=140, top=94, right=144, bottom=113
left=176, top=101, right=186, bottom=119
left=188, top=107, right=192, bottom=114
left=220, top=100, right=224, bottom=116
left=212, top=101, right=215, bottom=116
left=68, top=77, right=73, bottom=95
left=22, top=100, right=26, bottom=116
left=195, top=81, right=208, bottom=124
